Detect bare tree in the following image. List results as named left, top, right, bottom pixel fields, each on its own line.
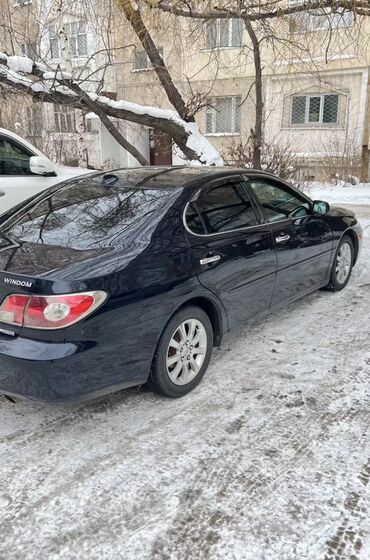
left=146, top=0, right=370, bottom=169
left=1, top=0, right=369, bottom=170
left=0, top=0, right=223, bottom=166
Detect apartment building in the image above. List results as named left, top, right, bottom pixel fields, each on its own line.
left=0, top=0, right=42, bottom=142
left=265, top=5, right=370, bottom=179
left=115, top=5, right=370, bottom=179
left=1, top=1, right=369, bottom=177
left=0, top=0, right=149, bottom=168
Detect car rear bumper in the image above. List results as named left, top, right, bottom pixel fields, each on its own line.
left=0, top=335, right=149, bottom=403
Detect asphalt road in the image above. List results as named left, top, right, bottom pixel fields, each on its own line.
left=1, top=204, right=370, bottom=560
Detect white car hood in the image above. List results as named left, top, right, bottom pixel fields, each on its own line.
left=55, top=165, right=95, bottom=181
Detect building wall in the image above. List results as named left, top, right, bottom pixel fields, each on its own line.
left=265, top=69, right=369, bottom=155
left=0, top=0, right=41, bottom=142
left=113, top=6, right=370, bottom=176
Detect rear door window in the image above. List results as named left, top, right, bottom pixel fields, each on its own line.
left=188, top=181, right=258, bottom=235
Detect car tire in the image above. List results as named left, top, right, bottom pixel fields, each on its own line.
left=149, top=306, right=213, bottom=398
left=326, top=234, right=354, bottom=291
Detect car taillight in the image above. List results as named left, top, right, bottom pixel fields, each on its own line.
left=0, top=291, right=107, bottom=329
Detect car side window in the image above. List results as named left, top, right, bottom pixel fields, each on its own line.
left=189, top=181, right=258, bottom=234
left=248, top=178, right=311, bottom=222
left=0, top=138, right=31, bottom=176
left=185, top=202, right=206, bottom=234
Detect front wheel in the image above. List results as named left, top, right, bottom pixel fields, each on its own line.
left=149, top=306, right=213, bottom=397
left=326, top=235, right=354, bottom=291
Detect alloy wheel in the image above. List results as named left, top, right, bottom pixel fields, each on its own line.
left=336, top=242, right=352, bottom=284
left=166, top=319, right=208, bottom=385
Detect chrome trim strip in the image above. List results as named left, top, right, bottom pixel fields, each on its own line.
left=183, top=201, right=291, bottom=238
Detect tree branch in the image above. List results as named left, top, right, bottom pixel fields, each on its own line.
left=0, top=54, right=222, bottom=165
left=66, top=81, right=150, bottom=166
left=147, top=0, right=370, bottom=21
left=118, top=0, right=192, bottom=120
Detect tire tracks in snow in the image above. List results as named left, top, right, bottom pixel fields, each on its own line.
left=150, top=362, right=370, bottom=560
left=324, top=458, right=370, bottom=560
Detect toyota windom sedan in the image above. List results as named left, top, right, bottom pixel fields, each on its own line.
left=0, top=167, right=362, bottom=402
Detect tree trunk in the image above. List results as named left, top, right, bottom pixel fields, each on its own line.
left=95, top=112, right=149, bottom=166
left=0, top=54, right=220, bottom=165
left=118, top=0, right=191, bottom=121
left=66, top=81, right=149, bottom=165
left=243, top=18, right=263, bottom=170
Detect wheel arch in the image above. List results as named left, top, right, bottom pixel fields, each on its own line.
left=175, top=296, right=225, bottom=347
left=343, top=228, right=359, bottom=265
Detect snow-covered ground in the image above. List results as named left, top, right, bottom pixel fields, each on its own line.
left=309, top=181, right=370, bottom=205
left=1, top=205, right=370, bottom=560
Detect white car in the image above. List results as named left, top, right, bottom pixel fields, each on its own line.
left=0, top=128, right=93, bottom=213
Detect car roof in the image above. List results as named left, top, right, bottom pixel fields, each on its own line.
left=87, top=166, right=278, bottom=191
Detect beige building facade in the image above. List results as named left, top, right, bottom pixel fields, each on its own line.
left=1, top=1, right=370, bottom=178
left=115, top=6, right=370, bottom=178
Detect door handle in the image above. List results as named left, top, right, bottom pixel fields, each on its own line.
left=200, top=254, right=221, bottom=265
left=276, top=234, right=290, bottom=243
left=0, top=192, right=6, bottom=197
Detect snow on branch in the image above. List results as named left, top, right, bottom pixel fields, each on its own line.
left=147, top=0, right=370, bottom=20
left=0, top=53, right=223, bottom=166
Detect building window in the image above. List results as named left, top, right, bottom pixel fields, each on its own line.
left=64, top=22, right=88, bottom=56
left=206, top=96, right=241, bottom=134
left=291, top=94, right=339, bottom=125
left=289, top=0, right=353, bottom=32
left=48, top=22, right=87, bottom=59
left=25, top=104, right=43, bottom=137
left=20, top=42, right=38, bottom=60
left=133, top=47, right=164, bottom=71
left=49, top=28, right=60, bottom=59
left=54, top=104, right=76, bottom=133
left=205, top=18, right=243, bottom=49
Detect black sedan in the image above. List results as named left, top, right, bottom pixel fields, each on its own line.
left=0, top=167, right=362, bottom=403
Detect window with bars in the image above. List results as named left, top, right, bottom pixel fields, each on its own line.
left=205, top=18, right=243, bottom=49
left=133, top=47, right=164, bottom=71
left=48, top=22, right=87, bottom=59
left=54, top=104, right=76, bottom=133
left=49, top=28, right=60, bottom=59
left=291, top=94, right=339, bottom=125
left=20, top=42, right=38, bottom=61
left=206, top=96, right=241, bottom=134
left=288, top=0, right=353, bottom=32
left=65, top=22, right=88, bottom=56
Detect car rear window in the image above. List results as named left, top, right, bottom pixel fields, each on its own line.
left=3, top=180, right=178, bottom=250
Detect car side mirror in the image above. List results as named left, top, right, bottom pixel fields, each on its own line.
left=312, top=200, right=330, bottom=215
left=29, top=156, right=56, bottom=176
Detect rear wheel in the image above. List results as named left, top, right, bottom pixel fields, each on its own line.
left=149, top=306, right=213, bottom=397
left=326, top=235, right=354, bottom=291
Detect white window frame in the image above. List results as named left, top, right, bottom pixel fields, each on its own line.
left=205, top=18, right=243, bottom=50
left=53, top=104, right=76, bottom=134
left=132, top=47, right=164, bottom=72
left=290, top=93, right=339, bottom=126
left=48, top=21, right=88, bottom=60
left=205, top=96, right=241, bottom=136
left=64, top=21, right=88, bottom=57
